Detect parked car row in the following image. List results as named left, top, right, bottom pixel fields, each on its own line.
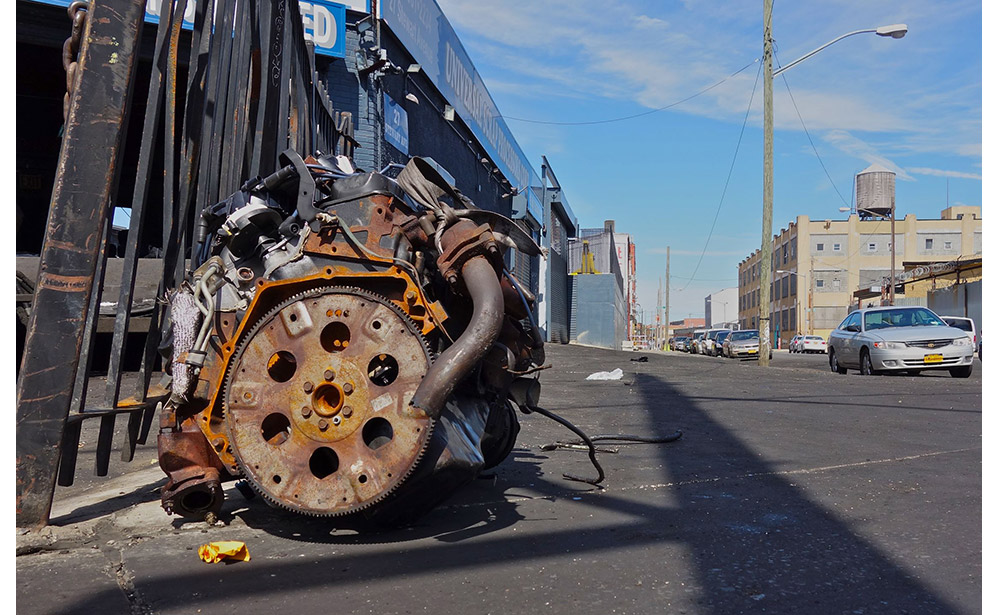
left=788, top=335, right=827, bottom=354
left=827, top=306, right=975, bottom=378
left=669, top=328, right=773, bottom=360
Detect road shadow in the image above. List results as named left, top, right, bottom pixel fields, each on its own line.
left=227, top=450, right=555, bottom=545
left=52, top=366, right=970, bottom=614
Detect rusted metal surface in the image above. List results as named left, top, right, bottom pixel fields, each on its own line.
left=20, top=0, right=544, bottom=528
left=15, top=0, right=147, bottom=529
left=61, top=1, right=89, bottom=121
left=150, top=149, right=546, bottom=524
left=17, top=0, right=355, bottom=528
left=410, top=256, right=505, bottom=420
left=224, top=287, right=433, bottom=516
left=158, top=412, right=227, bottom=518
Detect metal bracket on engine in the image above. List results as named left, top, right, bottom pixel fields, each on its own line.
left=435, top=220, right=503, bottom=294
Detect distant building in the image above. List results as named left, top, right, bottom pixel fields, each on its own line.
left=670, top=318, right=706, bottom=339
left=612, top=231, right=637, bottom=339
left=567, top=221, right=630, bottom=350
left=737, top=205, right=982, bottom=348
left=704, top=288, right=738, bottom=328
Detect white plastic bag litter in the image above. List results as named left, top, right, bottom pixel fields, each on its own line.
left=585, top=368, right=623, bottom=381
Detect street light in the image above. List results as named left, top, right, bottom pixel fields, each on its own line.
left=758, top=4, right=906, bottom=366
left=776, top=269, right=811, bottom=335
left=773, top=25, right=907, bottom=77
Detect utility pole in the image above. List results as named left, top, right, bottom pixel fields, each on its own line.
left=656, top=278, right=662, bottom=349
left=759, top=0, right=774, bottom=366
left=889, top=197, right=896, bottom=306
left=665, top=246, right=671, bottom=350
left=809, top=255, right=814, bottom=335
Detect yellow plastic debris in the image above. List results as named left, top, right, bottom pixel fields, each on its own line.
left=198, top=541, right=251, bottom=564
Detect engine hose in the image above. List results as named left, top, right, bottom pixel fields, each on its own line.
left=567, top=433, right=683, bottom=445
left=502, top=268, right=544, bottom=349
left=410, top=256, right=504, bottom=419
left=525, top=404, right=605, bottom=487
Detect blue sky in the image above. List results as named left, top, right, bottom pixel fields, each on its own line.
left=436, top=0, right=983, bottom=322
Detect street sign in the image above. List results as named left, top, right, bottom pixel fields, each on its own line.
left=383, top=93, right=409, bottom=154
left=30, top=0, right=348, bottom=58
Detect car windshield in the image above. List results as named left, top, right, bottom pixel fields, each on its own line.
left=863, top=308, right=945, bottom=330
left=729, top=330, right=758, bottom=342
left=717, top=332, right=730, bottom=341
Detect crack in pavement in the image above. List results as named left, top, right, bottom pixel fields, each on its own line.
left=107, top=547, right=155, bottom=615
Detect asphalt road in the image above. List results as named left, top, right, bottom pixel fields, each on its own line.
left=17, top=344, right=982, bottom=614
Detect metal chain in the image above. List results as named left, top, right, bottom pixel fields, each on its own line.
left=62, top=1, right=90, bottom=121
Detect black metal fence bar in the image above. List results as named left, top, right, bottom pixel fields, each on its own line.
left=103, top=0, right=177, bottom=413
left=15, top=0, right=147, bottom=528
left=17, top=0, right=354, bottom=529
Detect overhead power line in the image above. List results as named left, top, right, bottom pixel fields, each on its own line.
left=501, top=58, right=760, bottom=126
left=677, top=60, right=764, bottom=291
left=774, top=50, right=850, bottom=208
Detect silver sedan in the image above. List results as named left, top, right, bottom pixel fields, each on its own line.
left=723, top=330, right=772, bottom=360
left=827, top=306, right=975, bottom=377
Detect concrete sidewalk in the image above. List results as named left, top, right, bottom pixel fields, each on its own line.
left=16, top=343, right=982, bottom=614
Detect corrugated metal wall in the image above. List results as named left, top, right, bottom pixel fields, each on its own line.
left=569, top=274, right=626, bottom=350
left=927, top=281, right=982, bottom=334
left=548, top=213, right=571, bottom=343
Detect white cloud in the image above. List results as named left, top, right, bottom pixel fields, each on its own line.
left=907, top=167, right=982, bottom=180
left=437, top=0, right=981, bottom=164
left=634, top=15, right=669, bottom=29
left=822, top=130, right=915, bottom=181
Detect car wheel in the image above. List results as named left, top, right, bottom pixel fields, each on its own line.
left=949, top=365, right=973, bottom=378
left=859, top=349, right=876, bottom=376
left=829, top=349, right=847, bottom=374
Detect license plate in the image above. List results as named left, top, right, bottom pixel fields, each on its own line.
left=748, top=349, right=758, bottom=354
left=923, top=354, right=943, bottom=364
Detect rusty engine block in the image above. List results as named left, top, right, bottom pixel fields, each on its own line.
left=157, top=151, right=546, bottom=525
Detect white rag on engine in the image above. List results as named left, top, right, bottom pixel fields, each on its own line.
left=170, top=290, right=202, bottom=401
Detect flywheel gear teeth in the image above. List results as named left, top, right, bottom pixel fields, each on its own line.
left=222, top=284, right=435, bottom=517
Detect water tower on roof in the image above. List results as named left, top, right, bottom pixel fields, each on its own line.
left=855, top=163, right=895, bottom=219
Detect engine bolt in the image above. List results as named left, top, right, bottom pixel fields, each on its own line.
left=324, top=369, right=335, bottom=381
left=303, top=381, right=314, bottom=393
left=405, top=290, right=417, bottom=302
left=447, top=274, right=458, bottom=285
left=332, top=415, right=342, bottom=426
left=318, top=419, right=329, bottom=431
left=342, top=406, right=353, bottom=418
left=237, top=267, right=254, bottom=282
left=301, top=406, right=312, bottom=418
left=343, top=382, right=354, bottom=395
